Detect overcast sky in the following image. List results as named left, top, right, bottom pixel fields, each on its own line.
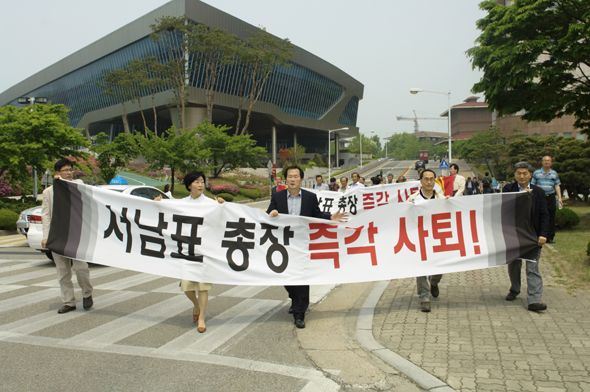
left=0, top=0, right=486, bottom=139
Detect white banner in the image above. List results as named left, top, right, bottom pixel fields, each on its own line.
left=48, top=181, right=538, bottom=286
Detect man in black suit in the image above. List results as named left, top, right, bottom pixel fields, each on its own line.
left=502, top=161, right=549, bottom=312
left=267, top=165, right=347, bottom=329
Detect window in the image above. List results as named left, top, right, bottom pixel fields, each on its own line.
left=563, top=132, right=572, bottom=138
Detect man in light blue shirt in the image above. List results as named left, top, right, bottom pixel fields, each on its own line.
left=531, top=156, right=562, bottom=243
left=349, top=172, right=365, bottom=189
left=312, top=175, right=329, bottom=190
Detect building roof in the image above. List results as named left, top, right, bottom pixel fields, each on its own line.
left=440, top=96, right=488, bottom=117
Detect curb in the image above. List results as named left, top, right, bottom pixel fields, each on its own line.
left=356, top=281, right=456, bottom=392
left=0, top=230, right=18, bottom=236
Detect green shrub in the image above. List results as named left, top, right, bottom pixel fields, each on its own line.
left=217, top=193, right=234, bottom=202
left=586, top=240, right=590, bottom=257
left=239, top=188, right=264, bottom=199
left=0, top=209, right=19, bottom=230
left=555, top=207, right=580, bottom=230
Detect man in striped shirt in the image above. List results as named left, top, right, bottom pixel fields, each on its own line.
left=531, top=156, right=562, bottom=244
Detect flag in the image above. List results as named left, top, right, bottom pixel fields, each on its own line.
left=435, top=175, right=454, bottom=197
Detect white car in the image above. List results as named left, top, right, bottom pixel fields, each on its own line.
left=25, top=207, right=53, bottom=260
left=28, top=185, right=169, bottom=260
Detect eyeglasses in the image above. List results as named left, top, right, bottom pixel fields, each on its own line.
left=59, top=169, right=73, bottom=173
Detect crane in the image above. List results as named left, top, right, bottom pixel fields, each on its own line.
left=396, top=110, right=445, bottom=133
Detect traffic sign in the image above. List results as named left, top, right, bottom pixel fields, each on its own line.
left=439, top=159, right=449, bottom=170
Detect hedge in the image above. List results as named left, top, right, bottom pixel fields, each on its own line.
left=239, top=188, right=264, bottom=199
left=0, top=209, right=19, bottom=230
left=555, top=207, right=580, bottom=230
left=217, top=193, right=234, bottom=202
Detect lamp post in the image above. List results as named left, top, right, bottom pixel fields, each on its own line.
left=19, top=96, right=48, bottom=200
left=410, top=88, right=452, bottom=162
left=359, top=130, right=375, bottom=170
left=328, top=127, right=349, bottom=180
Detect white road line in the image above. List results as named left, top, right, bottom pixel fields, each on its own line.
left=0, top=284, right=26, bottom=294
left=0, top=288, right=61, bottom=313
left=61, top=295, right=186, bottom=349
left=155, top=298, right=282, bottom=355
left=150, top=281, right=181, bottom=293
left=0, top=263, right=36, bottom=274
left=0, top=291, right=145, bottom=336
left=218, top=285, right=269, bottom=298
left=0, top=268, right=57, bottom=285
left=32, top=266, right=122, bottom=288
left=93, top=273, right=161, bottom=291
left=2, top=333, right=339, bottom=391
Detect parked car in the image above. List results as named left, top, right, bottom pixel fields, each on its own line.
left=25, top=207, right=53, bottom=260
left=98, top=185, right=170, bottom=200
left=27, top=185, right=169, bottom=260
left=16, top=206, right=41, bottom=236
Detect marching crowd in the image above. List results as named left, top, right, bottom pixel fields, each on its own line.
left=42, top=156, right=561, bottom=331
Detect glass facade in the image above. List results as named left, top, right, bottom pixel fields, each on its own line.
left=8, top=34, right=353, bottom=129
left=338, top=96, right=359, bottom=126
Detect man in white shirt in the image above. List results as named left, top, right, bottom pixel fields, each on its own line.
left=42, top=159, right=93, bottom=314
left=386, top=174, right=394, bottom=185
left=339, top=177, right=349, bottom=193
left=449, top=163, right=466, bottom=197
left=312, top=175, right=329, bottom=190
left=349, top=172, right=365, bottom=189
left=407, top=169, right=450, bottom=312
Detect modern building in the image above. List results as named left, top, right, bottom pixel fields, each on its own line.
left=0, top=0, right=363, bottom=166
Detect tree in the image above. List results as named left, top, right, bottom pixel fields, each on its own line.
left=467, top=0, right=590, bottom=134
left=199, top=121, right=267, bottom=178
left=142, top=55, right=167, bottom=136
left=140, top=127, right=207, bottom=193
left=150, top=16, right=194, bottom=131
left=126, top=58, right=150, bottom=136
left=90, top=132, right=141, bottom=184
left=236, top=28, right=294, bottom=134
left=0, top=104, right=89, bottom=187
left=191, top=25, right=238, bottom=123
left=278, top=148, right=293, bottom=163
left=504, top=134, right=589, bottom=201
left=96, top=68, right=132, bottom=133
left=286, top=144, right=305, bottom=164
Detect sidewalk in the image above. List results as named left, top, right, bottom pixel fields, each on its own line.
left=364, top=248, right=590, bottom=391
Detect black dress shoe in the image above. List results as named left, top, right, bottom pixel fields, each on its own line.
left=83, top=296, right=93, bottom=310
left=58, top=305, right=76, bottom=314
left=294, top=319, right=305, bottom=329
left=528, top=303, right=547, bottom=312
left=505, top=292, right=518, bottom=301
left=430, top=284, right=439, bottom=298
left=288, top=306, right=293, bottom=314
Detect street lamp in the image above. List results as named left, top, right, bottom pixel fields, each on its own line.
left=359, top=130, right=375, bottom=170
left=19, top=96, right=48, bottom=200
left=328, top=127, right=349, bottom=180
left=410, top=88, right=452, bottom=163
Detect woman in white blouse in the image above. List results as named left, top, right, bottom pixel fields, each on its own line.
left=168, top=171, right=224, bottom=333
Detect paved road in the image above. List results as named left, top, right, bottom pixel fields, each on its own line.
left=115, top=171, right=169, bottom=186
left=0, top=246, right=421, bottom=391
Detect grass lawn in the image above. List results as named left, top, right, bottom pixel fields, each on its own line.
left=544, top=199, right=590, bottom=293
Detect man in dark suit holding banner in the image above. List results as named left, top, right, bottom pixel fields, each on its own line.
left=267, top=165, right=348, bottom=328
left=502, top=161, right=549, bottom=312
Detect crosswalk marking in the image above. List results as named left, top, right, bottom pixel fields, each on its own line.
left=0, top=263, right=36, bottom=274
left=0, top=290, right=145, bottom=336
left=32, top=266, right=122, bottom=288
left=62, top=295, right=187, bottom=349
left=0, top=288, right=61, bottom=313
left=0, top=268, right=57, bottom=285
left=218, top=285, right=269, bottom=298
left=0, top=235, right=28, bottom=248
left=150, top=281, right=181, bottom=293
left=93, top=272, right=161, bottom=291
left=0, top=284, right=26, bottom=294
left=155, top=298, right=282, bottom=355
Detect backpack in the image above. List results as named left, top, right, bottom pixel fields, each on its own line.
left=329, top=183, right=338, bottom=191
left=482, top=177, right=491, bottom=188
